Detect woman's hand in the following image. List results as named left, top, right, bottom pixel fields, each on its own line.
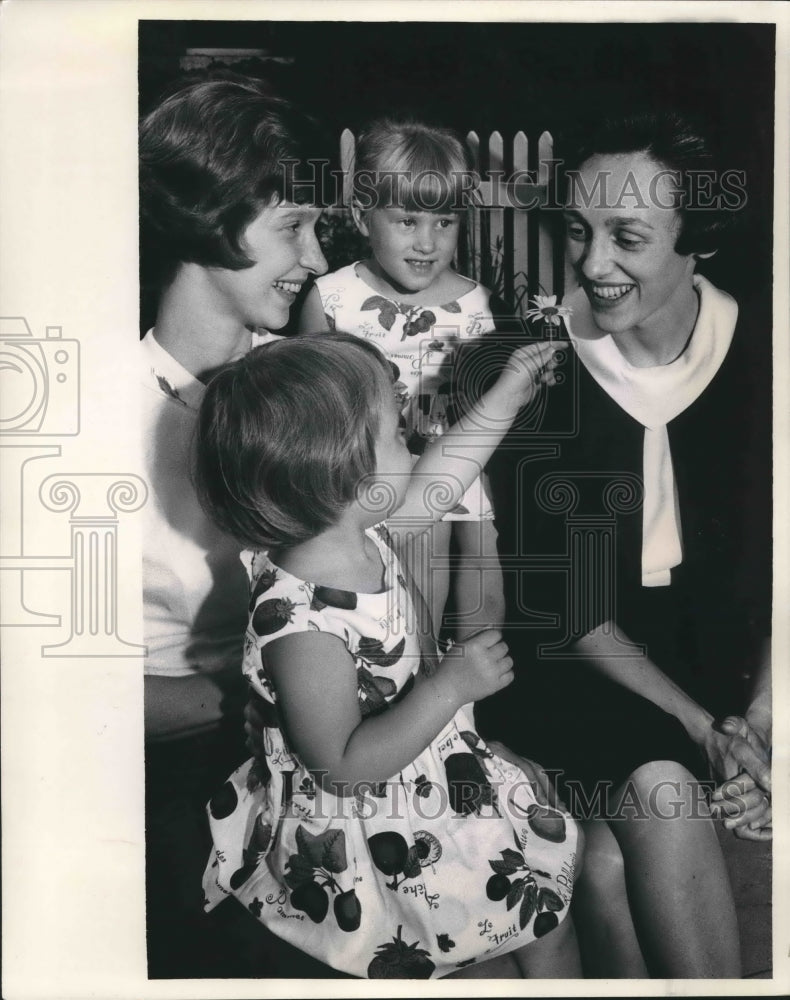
left=702, top=715, right=771, bottom=790
left=439, top=628, right=514, bottom=705
left=707, top=715, right=772, bottom=840
left=711, top=772, right=772, bottom=841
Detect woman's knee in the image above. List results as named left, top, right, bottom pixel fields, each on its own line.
left=624, top=760, right=710, bottom=821
left=576, top=820, right=624, bottom=887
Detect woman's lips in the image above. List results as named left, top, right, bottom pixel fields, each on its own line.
left=273, top=279, right=303, bottom=299
left=589, top=283, right=634, bottom=306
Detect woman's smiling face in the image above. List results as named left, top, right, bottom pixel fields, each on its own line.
left=564, top=152, right=698, bottom=338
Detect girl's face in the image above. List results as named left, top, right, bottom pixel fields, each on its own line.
left=563, top=152, right=697, bottom=338
left=205, top=200, right=327, bottom=331
left=354, top=206, right=461, bottom=296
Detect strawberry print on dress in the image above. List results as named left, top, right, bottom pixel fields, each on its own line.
left=202, top=527, right=578, bottom=978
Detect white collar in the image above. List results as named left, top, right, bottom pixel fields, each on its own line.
left=140, top=327, right=279, bottom=412
left=140, top=329, right=206, bottom=412
left=565, top=274, right=738, bottom=429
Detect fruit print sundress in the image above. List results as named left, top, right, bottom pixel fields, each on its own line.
left=314, top=262, right=499, bottom=520
left=203, top=525, right=578, bottom=979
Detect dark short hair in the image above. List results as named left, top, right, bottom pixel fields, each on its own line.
left=353, top=117, right=478, bottom=213
left=195, top=333, right=392, bottom=549
left=139, top=76, right=331, bottom=282
left=559, top=109, right=742, bottom=255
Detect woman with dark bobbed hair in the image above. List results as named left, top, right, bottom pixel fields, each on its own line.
left=484, top=109, right=771, bottom=977
left=139, top=76, right=330, bottom=976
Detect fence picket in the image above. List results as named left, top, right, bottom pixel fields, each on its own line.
left=512, top=131, right=529, bottom=313
left=487, top=131, right=505, bottom=294
left=466, top=130, right=482, bottom=287
left=537, top=130, right=555, bottom=298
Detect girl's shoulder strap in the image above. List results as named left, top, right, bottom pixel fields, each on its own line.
left=246, top=554, right=351, bottom=653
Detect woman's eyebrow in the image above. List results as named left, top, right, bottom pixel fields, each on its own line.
left=605, top=216, right=655, bottom=230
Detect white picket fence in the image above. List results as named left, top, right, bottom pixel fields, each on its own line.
left=338, top=128, right=562, bottom=313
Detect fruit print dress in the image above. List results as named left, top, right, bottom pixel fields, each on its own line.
left=314, top=262, right=498, bottom=520
left=203, top=525, right=578, bottom=979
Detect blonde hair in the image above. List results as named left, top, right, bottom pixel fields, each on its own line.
left=352, top=117, right=477, bottom=213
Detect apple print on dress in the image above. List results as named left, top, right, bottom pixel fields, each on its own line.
left=368, top=925, right=435, bottom=979
left=209, top=781, right=238, bottom=820
left=284, top=825, right=361, bottom=930
left=486, top=847, right=564, bottom=932
left=367, top=832, right=421, bottom=890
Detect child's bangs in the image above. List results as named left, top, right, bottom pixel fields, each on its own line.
left=376, top=141, right=476, bottom=213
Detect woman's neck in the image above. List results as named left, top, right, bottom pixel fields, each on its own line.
left=154, top=265, right=252, bottom=382
left=275, top=519, right=386, bottom=594
left=610, top=280, right=701, bottom=368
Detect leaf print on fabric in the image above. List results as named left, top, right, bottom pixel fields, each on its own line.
left=356, top=635, right=406, bottom=668
left=155, top=372, right=186, bottom=406
left=296, top=825, right=349, bottom=874
left=311, top=585, right=358, bottom=611
left=485, top=845, right=564, bottom=931
left=538, top=887, right=565, bottom=912
left=440, top=300, right=462, bottom=313
left=357, top=665, right=397, bottom=716
left=437, top=933, right=455, bottom=953
left=360, top=295, right=398, bottom=331
left=413, top=773, right=434, bottom=799
left=285, top=826, right=356, bottom=927
left=251, top=597, right=300, bottom=636
left=245, top=755, right=271, bottom=793
left=460, top=730, right=494, bottom=760
left=519, top=880, right=539, bottom=929
left=444, top=752, right=501, bottom=817
left=284, top=853, right=314, bottom=891
left=368, top=925, right=435, bottom=979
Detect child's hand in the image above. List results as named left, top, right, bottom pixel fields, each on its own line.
left=442, top=628, right=514, bottom=705
left=496, top=340, right=567, bottom=410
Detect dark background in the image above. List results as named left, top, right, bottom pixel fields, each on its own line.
left=139, top=20, right=775, bottom=322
